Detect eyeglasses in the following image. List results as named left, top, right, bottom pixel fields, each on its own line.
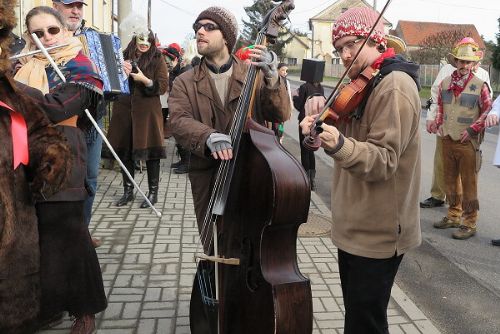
left=31, top=26, right=61, bottom=39
left=193, top=22, right=219, bottom=33
left=334, top=38, right=363, bottom=55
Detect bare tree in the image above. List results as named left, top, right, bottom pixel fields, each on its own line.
left=409, top=29, right=470, bottom=64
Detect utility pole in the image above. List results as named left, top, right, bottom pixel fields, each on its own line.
left=148, top=0, right=152, bottom=30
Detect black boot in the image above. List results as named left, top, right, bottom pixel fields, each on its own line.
left=116, top=160, right=135, bottom=207
left=171, top=143, right=183, bottom=168
left=308, top=169, right=316, bottom=191
left=173, top=144, right=189, bottom=174
left=141, top=160, right=160, bottom=208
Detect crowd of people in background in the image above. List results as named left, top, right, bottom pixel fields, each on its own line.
left=1, top=0, right=500, bottom=333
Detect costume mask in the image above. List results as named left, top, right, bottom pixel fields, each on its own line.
left=136, top=34, right=150, bottom=47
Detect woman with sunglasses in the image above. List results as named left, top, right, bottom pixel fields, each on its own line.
left=14, top=6, right=106, bottom=333
left=106, top=30, right=168, bottom=209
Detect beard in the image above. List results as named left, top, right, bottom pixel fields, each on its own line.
left=197, top=38, right=226, bottom=59
left=66, top=19, right=82, bottom=32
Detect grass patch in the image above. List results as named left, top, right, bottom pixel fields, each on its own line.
left=419, top=86, right=431, bottom=99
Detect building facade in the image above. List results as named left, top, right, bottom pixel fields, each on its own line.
left=282, top=34, right=311, bottom=66
left=308, top=0, right=391, bottom=63
left=14, top=0, right=122, bottom=37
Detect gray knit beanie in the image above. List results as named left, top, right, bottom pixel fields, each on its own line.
left=195, top=6, right=238, bottom=53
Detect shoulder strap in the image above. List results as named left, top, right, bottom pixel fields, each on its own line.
left=351, top=73, right=383, bottom=120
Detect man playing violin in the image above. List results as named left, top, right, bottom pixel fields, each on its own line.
left=169, top=6, right=290, bottom=231
left=300, top=7, right=422, bottom=334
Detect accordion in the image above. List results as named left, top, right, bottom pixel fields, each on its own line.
left=78, top=29, right=130, bottom=97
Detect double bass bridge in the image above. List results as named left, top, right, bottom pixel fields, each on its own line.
left=195, top=253, right=240, bottom=266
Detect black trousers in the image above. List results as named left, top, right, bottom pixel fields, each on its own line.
left=298, top=124, right=316, bottom=171
left=338, top=249, right=403, bottom=334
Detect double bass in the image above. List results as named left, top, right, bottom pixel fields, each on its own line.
left=189, top=1, right=313, bottom=333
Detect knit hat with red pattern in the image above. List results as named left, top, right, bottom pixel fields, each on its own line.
left=195, top=6, right=238, bottom=53
left=331, top=7, right=386, bottom=48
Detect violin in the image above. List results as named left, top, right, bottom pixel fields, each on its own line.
left=321, top=66, right=379, bottom=125
left=303, top=0, right=392, bottom=151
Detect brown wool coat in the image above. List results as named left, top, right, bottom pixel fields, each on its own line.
left=169, top=56, right=291, bottom=229
left=0, top=76, right=71, bottom=332
left=107, top=53, right=169, bottom=160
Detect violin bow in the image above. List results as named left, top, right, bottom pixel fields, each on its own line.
left=308, top=0, right=393, bottom=129
left=30, top=33, right=162, bottom=217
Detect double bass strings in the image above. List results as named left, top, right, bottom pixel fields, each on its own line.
left=197, top=64, right=258, bottom=253
left=196, top=32, right=265, bottom=306
left=194, top=36, right=263, bottom=305
left=198, top=36, right=262, bottom=253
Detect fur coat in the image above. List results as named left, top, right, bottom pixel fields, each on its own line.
left=0, top=2, right=72, bottom=331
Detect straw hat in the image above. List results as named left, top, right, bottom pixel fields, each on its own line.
left=386, top=34, right=406, bottom=54
left=449, top=37, right=480, bottom=64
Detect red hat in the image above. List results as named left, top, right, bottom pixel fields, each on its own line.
left=331, top=7, right=386, bottom=48
left=168, top=43, right=182, bottom=55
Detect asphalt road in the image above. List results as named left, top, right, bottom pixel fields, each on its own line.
left=284, top=80, right=500, bottom=334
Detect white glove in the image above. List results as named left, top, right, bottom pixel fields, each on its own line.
left=206, top=132, right=232, bottom=154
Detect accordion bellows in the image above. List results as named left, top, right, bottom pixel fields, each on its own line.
left=78, top=30, right=130, bottom=96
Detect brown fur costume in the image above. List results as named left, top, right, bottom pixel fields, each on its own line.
left=0, top=1, right=72, bottom=332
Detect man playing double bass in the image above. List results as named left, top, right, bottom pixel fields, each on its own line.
left=300, top=7, right=422, bottom=333
left=169, top=6, right=291, bottom=231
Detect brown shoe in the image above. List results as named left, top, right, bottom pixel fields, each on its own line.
left=433, top=217, right=460, bottom=229
left=452, top=225, right=476, bottom=240
left=71, top=314, right=95, bottom=334
left=91, top=237, right=102, bottom=248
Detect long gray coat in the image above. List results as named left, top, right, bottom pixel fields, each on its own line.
left=107, top=53, right=169, bottom=161
left=169, top=56, right=291, bottom=230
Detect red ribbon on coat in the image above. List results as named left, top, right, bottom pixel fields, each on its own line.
left=0, top=100, right=29, bottom=169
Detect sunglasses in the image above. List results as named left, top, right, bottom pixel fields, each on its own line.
left=31, top=26, right=61, bottom=39
left=192, top=22, right=219, bottom=33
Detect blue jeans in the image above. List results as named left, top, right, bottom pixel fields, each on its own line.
left=84, top=118, right=103, bottom=226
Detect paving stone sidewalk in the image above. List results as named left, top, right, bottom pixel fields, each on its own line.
left=40, top=138, right=440, bottom=334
